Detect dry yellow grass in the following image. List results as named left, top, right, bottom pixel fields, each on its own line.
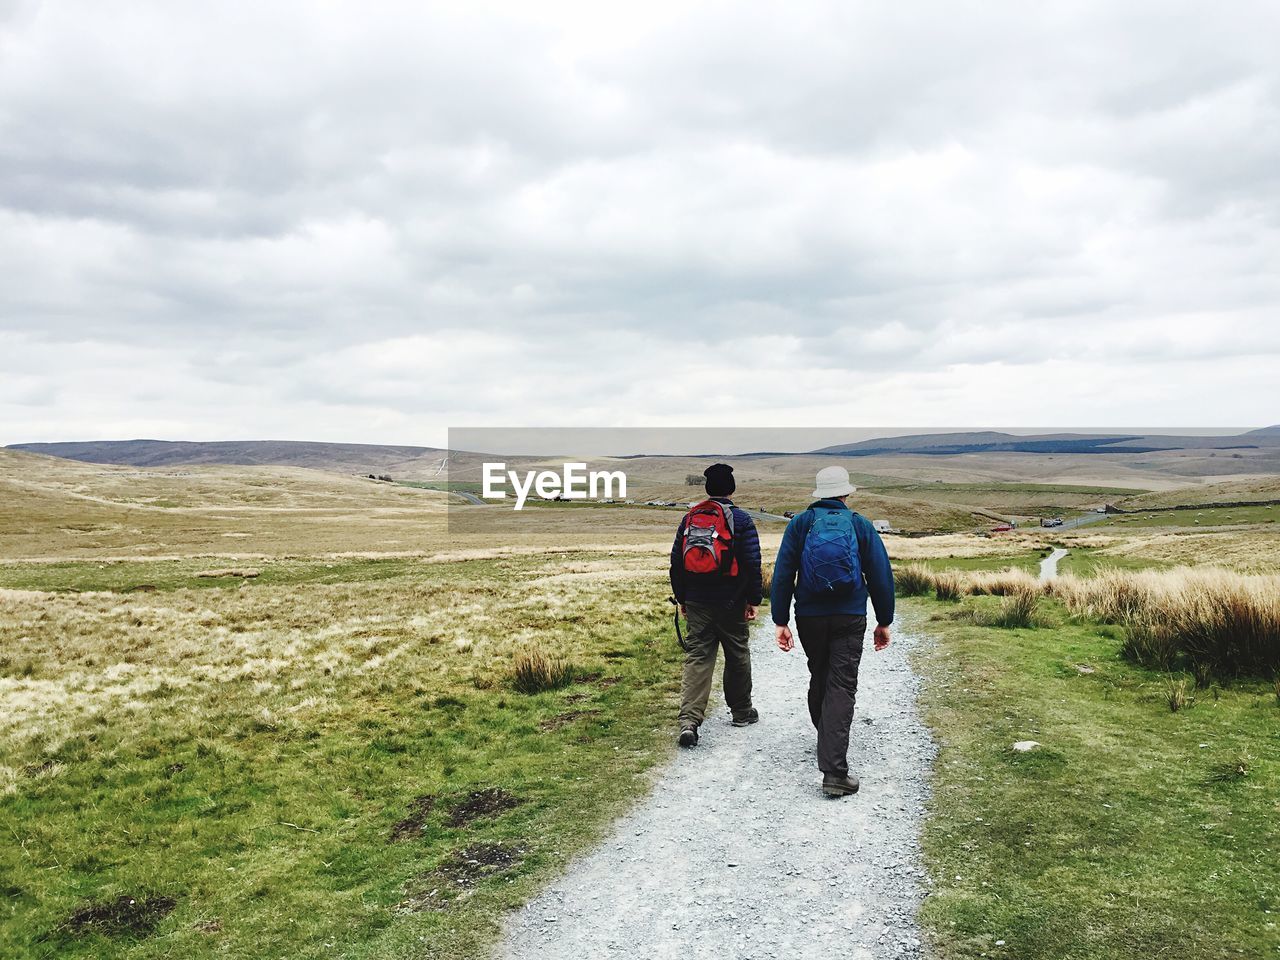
left=1076, top=528, right=1280, bottom=573
left=0, top=550, right=667, bottom=755
left=883, top=532, right=1053, bottom=561
left=900, top=559, right=1279, bottom=676
left=892, top=563, right=1044, bottom=599
left=0, top=448, right=697, bottom=561
left=962, top=567, right=1043, bottom=596
left=1047, top=566, right=1280, bottom=676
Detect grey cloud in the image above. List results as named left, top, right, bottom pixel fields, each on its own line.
left=1, top=0, right=1277, bottom=443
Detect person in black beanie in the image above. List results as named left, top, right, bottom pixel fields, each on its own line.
left=669, top=463, right=763, bottom=747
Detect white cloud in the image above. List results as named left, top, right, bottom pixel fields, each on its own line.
left=1, top=0, right=1277, bottom=444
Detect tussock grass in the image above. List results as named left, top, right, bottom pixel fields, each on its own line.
left=988, top=587, right=1042, bottom=629
left=1049, top=567, right=1280, bottom=679
left=932, top=571, right=965, bottom=602
left=897, top=562, right=1280, bottom=678
left=905, top=560, right=1277, bottom=678
left=896, top=563, right=1045, bottom=604
left=894, top=563, right=935, bottom=597
left=509, top=648, right=578, bottom=694
left=1165, top=675, right=1191, bottom=712
left=951, top=586, right=1044, bottom=629
left=964, top=567, right=1043, bottom=597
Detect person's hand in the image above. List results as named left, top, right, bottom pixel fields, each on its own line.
left=776, top=624, right=794, bottom=652
left=873, top=625, right=891, bottom=651
left=744, top=604, right=758, bottom=622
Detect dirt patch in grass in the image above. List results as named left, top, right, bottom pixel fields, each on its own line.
left=447, top=787, right=520, bottom=827
left=388, top=794, right=437, bottom=842
left=195, top=568, right=261, bottom=579
left=57, top=895, right=177, bottom=939
left=396, top=842, right=524, bottom=912
left=539, top=709, right=601, bottom=731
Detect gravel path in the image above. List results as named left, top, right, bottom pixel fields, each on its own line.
left=1039, top=547, right=1069, bottom=580
left=500, top=619, right=936, bottom=960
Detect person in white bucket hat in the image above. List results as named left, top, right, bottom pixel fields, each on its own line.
left=770, top=464, right=895, bottom=796
left=812, top=464, right=858, bottom=499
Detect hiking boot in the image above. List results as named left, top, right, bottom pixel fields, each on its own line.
left=822, top=772, right=860, bottom=796
left=730, top=708, right=759, bottom=727
left=678, top=725, right=699, bottom=748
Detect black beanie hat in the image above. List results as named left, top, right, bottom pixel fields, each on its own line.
left=703, top=463, right=735, bottom=497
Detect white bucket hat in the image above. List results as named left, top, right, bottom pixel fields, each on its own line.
left=812, top=465, right=857, bottom=499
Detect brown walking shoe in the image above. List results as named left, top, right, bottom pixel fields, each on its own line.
left=730, top=708, right=759, bottom=727
left=678, top=725, right=699, bottom=748
left=822, top=772, right=860, bottom=796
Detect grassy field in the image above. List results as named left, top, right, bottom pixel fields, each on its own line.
left=908, top=552, right=1046, bottom=573
left=1114, top=477, right=1280, bottom=510
left=0, top=551, right=682, bottom=960
left=1100, top=505, right=1278, bottom=528
left=909, top=595, right=1280, bottom=959
left=1055, top=548, right=1170, bottom=577
left=1058, top=527, right=1280, bottom=574
left=5, top=445, right=1279, bottom=960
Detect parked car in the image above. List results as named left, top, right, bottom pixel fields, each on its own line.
left=783, top=510, right=796, bottom=519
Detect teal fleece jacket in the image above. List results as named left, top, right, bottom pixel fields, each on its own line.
left=770, top=499, right=895, bottom=626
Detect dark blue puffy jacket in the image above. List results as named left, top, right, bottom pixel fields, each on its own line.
left=669, top=498, right=763, bottom=609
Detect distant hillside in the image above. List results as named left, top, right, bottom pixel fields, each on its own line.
left=8, top=439, right=448, bottom=478
left=11, top=429, right=1279, bottom=479
left=0, top=446, right=453, bottom=560
left=811, top=430, right=1277, bottom=456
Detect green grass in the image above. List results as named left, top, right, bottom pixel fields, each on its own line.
left=396, top=480, right=485, bottom=495
left=911, top=552, right=1046, bottom=573
left=1055, top=549, right=1171, bottom=577
left=0, top=553, right=682, bottom=960
left=910, top=595, right=1280, bottom=959
left=1099, top=505, right=1279, bottom=528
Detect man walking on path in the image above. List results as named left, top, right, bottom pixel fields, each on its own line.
left=771, top=465, right=895, bottom=795
left=670, top=463, right=763, bottom=748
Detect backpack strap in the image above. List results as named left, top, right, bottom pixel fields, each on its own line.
left=712, top=499, right=735, bottom=538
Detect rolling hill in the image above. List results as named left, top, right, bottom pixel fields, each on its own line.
left=8, top=439, right=448, bottom=478
left=811, top=429, right=1279, bottom=456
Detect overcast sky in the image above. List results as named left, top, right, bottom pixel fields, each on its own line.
left=1, top=0, right=1276, bottom=445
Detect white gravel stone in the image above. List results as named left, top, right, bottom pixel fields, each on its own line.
left=500, top=620, right=937, bottom=959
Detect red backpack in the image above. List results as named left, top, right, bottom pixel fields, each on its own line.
left=681, top=500, right=739, bottom=576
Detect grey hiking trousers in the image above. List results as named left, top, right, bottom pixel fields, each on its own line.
left=796, top=614, right=866, bottom=776
left=678, top=601, right=753, bottom=727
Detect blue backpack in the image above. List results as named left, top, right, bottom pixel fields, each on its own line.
left=798, top=507, right=861, bottom=599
